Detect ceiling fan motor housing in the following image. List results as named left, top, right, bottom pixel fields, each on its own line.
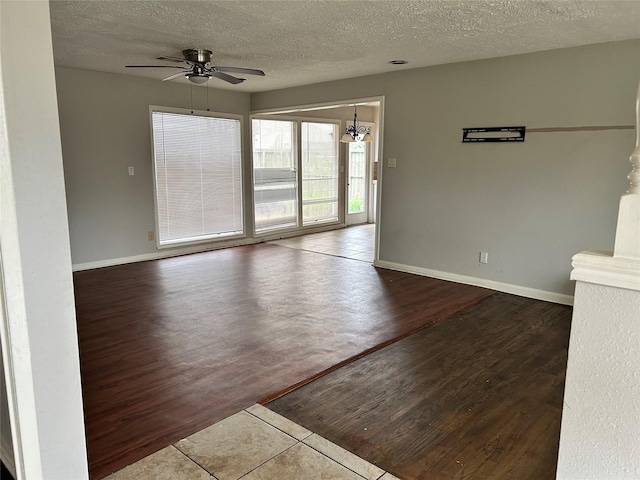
left=182, top=49, right=212, bottom=65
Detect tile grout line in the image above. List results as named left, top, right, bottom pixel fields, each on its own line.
left=235, top=438, right=371, bottom=480
left=171, top=408, right=304, bottom=480
left=168, top=444, right=219, bottom=480
left=236, top=407, right=313, bottom=478
left=246, top=406, right=382, bottom=480
left=235, top=440, right=302, bottom=480
left=243, top=407, right=314, bottom=442
left=300, top=437, right=378, bottom=480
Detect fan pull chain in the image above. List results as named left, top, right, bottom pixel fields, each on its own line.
left=190, top=82, right=194, bottom=114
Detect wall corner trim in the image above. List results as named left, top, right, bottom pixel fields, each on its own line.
left=373, top=260, right=574, bottom=306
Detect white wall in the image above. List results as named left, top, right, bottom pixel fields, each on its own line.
left=55, top=67, right=251, bottom=265
left=0, top=1, right=87, bottom=478
left=252, top=40, right=640, bottom=297
left=557, top=280, right=640, bottom=479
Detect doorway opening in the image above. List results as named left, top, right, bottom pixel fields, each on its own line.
left=346, top=120, right=377, bottom=226
left=252, top=97, right=383, bottom=263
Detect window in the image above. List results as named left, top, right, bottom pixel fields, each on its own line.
left=151, top=109, right=243, bottom=246
left=252, top=117, right=339, bottom=234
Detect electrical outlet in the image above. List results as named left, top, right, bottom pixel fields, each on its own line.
left=148, top=231, right=155, bottom=241
left=479, top=252, right=489, bottom=264
left=387, top=157, right=397, bottom=168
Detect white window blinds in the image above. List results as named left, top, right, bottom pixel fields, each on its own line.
left=152, top=111, right=243, bottom=245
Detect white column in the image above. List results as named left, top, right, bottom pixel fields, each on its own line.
left=0, top=1, right=88, bottom=479
left=613, top=81, right=640, bottom=259
left=556, top=82, right=640, bottom=479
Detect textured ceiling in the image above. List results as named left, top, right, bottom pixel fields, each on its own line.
left=49, top=0, right=640, bottom=93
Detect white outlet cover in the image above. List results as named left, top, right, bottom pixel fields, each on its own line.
left=387, top=158, right=397, bottom=168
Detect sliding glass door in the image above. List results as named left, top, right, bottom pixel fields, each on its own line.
left=252, top=119, right=298, bottom=231
left=301, top=122, right=339, bottom=226
left=346, top=141, right=367, bottom=225
left=253, top=118, right=340, bottom=234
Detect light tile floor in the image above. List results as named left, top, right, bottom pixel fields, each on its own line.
left=269, top=224, right=375, bottom=263
left=105, top=404, right=400, bottom=480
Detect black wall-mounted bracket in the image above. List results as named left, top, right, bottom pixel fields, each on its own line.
left=462, top=126, right=526, bottom=142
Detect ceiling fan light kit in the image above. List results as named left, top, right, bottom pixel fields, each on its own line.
left=185, top=74, right=209, bottom=85
left=125, top=48, right=265, bottom=85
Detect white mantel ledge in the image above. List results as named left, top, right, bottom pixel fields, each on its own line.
left=571, top=249, right=640, bottom=292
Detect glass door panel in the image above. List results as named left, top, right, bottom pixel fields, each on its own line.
left=301, top=122, right=339, bottom=226
left=347, top=142, right=368, bottom=225
left=252, top=119, right=298, bottom=232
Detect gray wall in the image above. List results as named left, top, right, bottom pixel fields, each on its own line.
left=268, top=105, right=376, bottom=123
left=58, top=40, right=640, bottom=297
left=55, top=67, right=251, bottom=265
left=253, top=40, right=640, bottom=297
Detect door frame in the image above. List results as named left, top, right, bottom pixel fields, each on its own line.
left=345, top=120, right=376, bottom=226
left=250, top=95, right=385, bottom=263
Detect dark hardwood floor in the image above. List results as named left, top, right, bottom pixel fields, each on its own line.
left=268, top=293, right=572, bottom=480
left=74, top=243, right=493, bottom=478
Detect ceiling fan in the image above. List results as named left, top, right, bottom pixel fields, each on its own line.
left=125, top=48, right=265, bottom=85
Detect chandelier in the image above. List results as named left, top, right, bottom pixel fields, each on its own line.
left=340, top=105, right=374, bottom=143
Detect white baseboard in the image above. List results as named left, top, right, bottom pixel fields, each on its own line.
left=0, top=438, right=16, bottom=479
left=374, top=260, right=574, bottom=306
left=72, top=238, right=259, bottom=272
left=72, top=224, right=349, bottom=272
